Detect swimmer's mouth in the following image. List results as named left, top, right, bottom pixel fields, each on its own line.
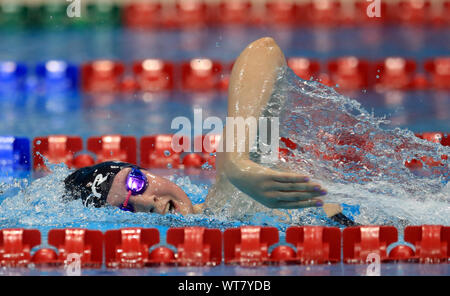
left=165, top=200, right=177, bottom=214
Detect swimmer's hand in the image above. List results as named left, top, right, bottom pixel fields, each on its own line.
left=224, top=158, right=326, bottom=209
left=216, top=37, right=326, bottom=210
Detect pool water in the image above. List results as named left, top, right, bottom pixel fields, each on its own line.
left=1, top=26, right=449, bottom=275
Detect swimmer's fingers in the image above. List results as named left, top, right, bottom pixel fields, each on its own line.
left=269, top=181, right=324, bottom=193
left=277, top=190, right=326, bottom=201
left=271, top=173, right=310, bottom=183
left=275, top=199, right=324, bottom=209
left=266, top=190, right=326, bottom=203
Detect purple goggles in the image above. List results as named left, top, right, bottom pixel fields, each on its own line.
left=119, top=167, right=148, bottom=212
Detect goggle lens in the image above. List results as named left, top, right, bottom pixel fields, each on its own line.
left=120, top=167, right=148, bottom=212
left=125, top=168, right=147, bottom=195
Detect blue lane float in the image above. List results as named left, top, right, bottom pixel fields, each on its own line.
left=35, top=60, right=79, bottom=93
left=0, top=61, right=27, bottom=94
left=0, top=136, right=30, bottom=173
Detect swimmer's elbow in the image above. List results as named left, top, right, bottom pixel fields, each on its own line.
left=239, top=37, right=286, bottom=68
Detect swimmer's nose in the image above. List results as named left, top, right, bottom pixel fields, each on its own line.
left=144, top=195, right=170, bottom=214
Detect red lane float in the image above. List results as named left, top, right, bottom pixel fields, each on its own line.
left=270, top=245, right=296, bottom=262
left=389, top=245, right=416, bottom=261
left=81, top=60, right=125, bottom=92
left=393, top=0, right=431, bottom=24
left=280, top=132, right=378, bottom=176
left=42, top=57, right=450, bottom=93
left=174, top=0, right=209, bottom=27
left=132, top=59, right=174, bottom=92
left=424, top=57, right=450, bottom=89
left=202, top=134, right=221, bottom=168
left=33, top=135, right=83, bottom=170
left=27, top=131, right=449, bottom=171
left=279, top=136, right=299, bottom=160
left=72, top=153, right=96, bottom=169
left=0, top=229, right=41, bottom=267
left=417, top=132, right=446, bottom=144
left=285, top=226, right=341, bottom=264
left=443, top=134, right=450, bottom=146
left=404, top=225, right=450, bottom=263
left=181, top=151, right=204, bottom=169
left=328, top=57, right=370, bottom=90
left=224, top=226, right=279, bottom=266
left=406, top=132, right=449, bottom=170
left=122, top=2, right=162, bottom=29
left=105, top=228, right=160, bottom=268
left=47, top=228, right=103, bottom=267
left=87, top=135, right=137, bottom=165
left=181, top=59, right=223, bottom=91
left=432, top=1, right=450, bottom=25
left=166, top=227, right=222, bottom=266
left=32, top=248, right=58, bottom=265
left=149, top=247, right=176, bottom=263
left=303, top=131, right=375, bottom=170
left=288, top=57, right=320, bottom=81
left=265, top=0, right=296, bottom=25
left=349, top=0, right=388, bottom=24
left=216, top=1, right=252, bottom=25
left=182, top=153, right=204, bottom=168
left=217, top=62, right=233, bottom=91
left=343, top=226, right=398, bottom=263
left=140, top=134, right=184, bottom=168
left=306, top=0, right=341, bottom=25
left=187, top=134, right=222, bottom=168
left=374, top=58, right=418, bottom=90
left=1, top=226, right=450, bottom=268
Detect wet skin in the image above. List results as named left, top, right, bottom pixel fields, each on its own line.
left=106, top=37, right=329, bottom=215
left=206, top=37, right=327, bottom=210
left=106, top=168, right=194, bottom=215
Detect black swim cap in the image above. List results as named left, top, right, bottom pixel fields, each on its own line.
left=64, top=161, right=135, bottom=207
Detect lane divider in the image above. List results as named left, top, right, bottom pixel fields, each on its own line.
left=0, top=132, right=448, bottom=173
left=1, top=57, right=449, bottom=95
left=1, top=225, right=449, bottom=268
left=1, top=1, right=449, bottom=29
left=31, top=134, right=221, bottom=171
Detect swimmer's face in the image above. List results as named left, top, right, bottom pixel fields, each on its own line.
left=106, top=168, right=194, bottom=215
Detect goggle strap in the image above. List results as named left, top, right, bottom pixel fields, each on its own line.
left=122, top=190, right=132, bottom=208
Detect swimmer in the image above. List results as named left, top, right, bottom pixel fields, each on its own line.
left=64, top=37, right=355, bottom=226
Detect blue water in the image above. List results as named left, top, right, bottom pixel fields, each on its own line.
left=0, top=27, right=449, bottom=275
left=0, top=263, right=448, bottom=276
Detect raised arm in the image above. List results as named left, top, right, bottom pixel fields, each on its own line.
left=216, top=37, right=327, bottom=209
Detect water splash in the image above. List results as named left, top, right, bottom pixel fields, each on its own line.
left=0, top=161, right=293, bottom=234
left=272, top=67, right=450, bottom=227
left=1, top=67, right=449, bottom=232
left=203, top=66, right=449, bottom=229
